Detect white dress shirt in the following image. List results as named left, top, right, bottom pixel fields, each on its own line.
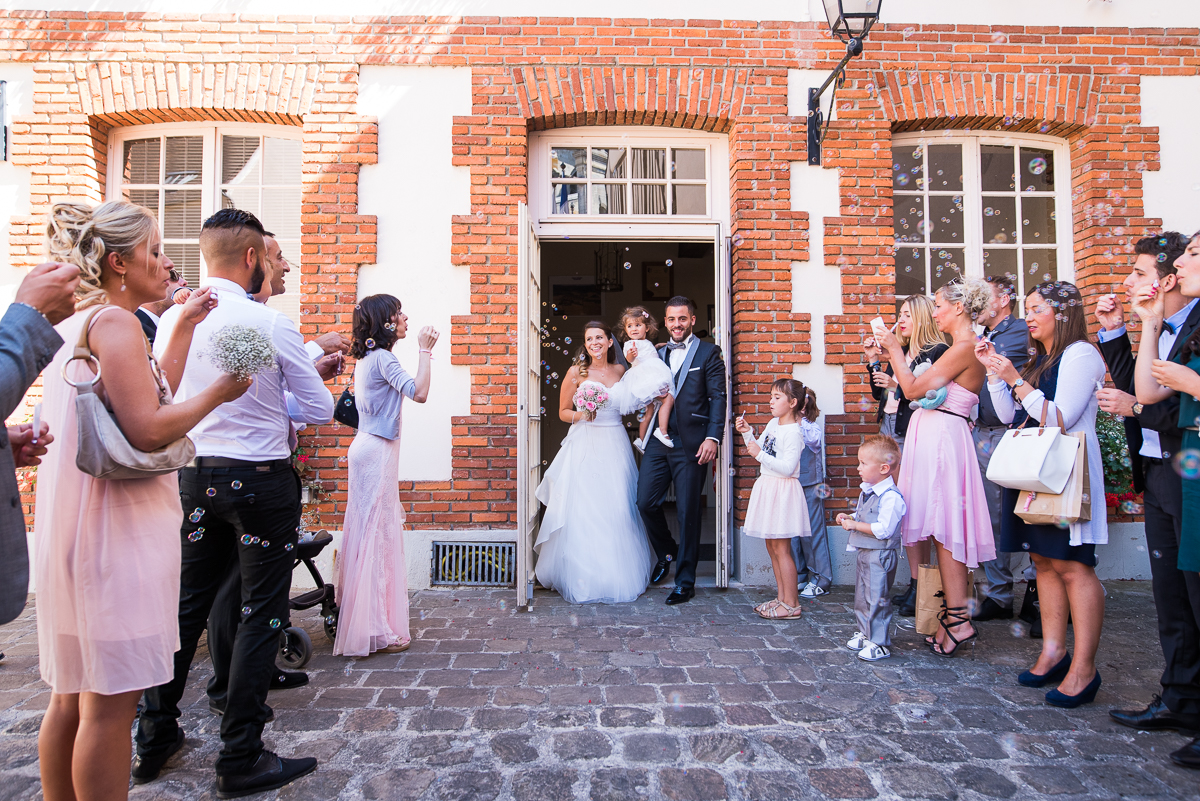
left=848, top=476, right=907, bottom=544
left=667, top=334, right=695, bottom=376
left=154, top=277, right=334, bottom=461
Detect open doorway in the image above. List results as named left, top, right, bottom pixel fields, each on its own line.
left=536, top=239, right=721, bottom=578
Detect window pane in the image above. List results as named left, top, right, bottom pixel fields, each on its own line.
left=1021, top=196, right=1056, bottom=244
left=631, top=148, right=667, bottom=180
left=165, top=137, right=203, bottom=185
left=1020, top=148, right=1054, bottom=192
left=980, top=145, right=1015, bottom=192
left=893, top=196, right=925, bottom=243
left=672, top=184, right=706, bottom=215
left=1023, top=249, right=1057, bottom=287
left=221, top=186, right=260, bottom=217
left=895, top=247, right=926, bottom=297
left=592, top=184, right=627, bottom=214
left=164, top=242, right=201, bottom=288
left=127, top=188, right=159, bottom=216
left=551, top=148, right=586, bottom=180
left=927, top=145, right=962, bottom=191
left=261, top=187, right=301, bottom=240
left=223, top=136, right=262, bottom=185
left=672, top=149, right=705, bottom=180
left=892, top=145, right=923, bottom=190
left=931, top=248, right=964, bottom=291
left=631, top=183, right=667, bottom=214
left=983, top=248, right=1019, bottom=285
left=263, top=137, right=302, bottom=185
left=929, top=195, right=963, bottom=243
left=163, top=189, right=202, bottom=239
left=982, top=196, right=1017, bottom=244
left=123, top=138, right=160, bottom=184
left=590, top=148, right=626, bottom=179
left=552, top=183, right=586, bottom=214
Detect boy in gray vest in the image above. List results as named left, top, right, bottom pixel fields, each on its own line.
left=836, top=435, right=907, bottom=661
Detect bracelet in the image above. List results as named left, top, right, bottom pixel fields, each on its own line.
left=12, top=302, right=49, bottom=324
left=420, top=349, right=433, bottom=354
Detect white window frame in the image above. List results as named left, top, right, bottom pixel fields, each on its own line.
left=106, top=121, right=304, bottom=319
left=891, top=131, right=1075, bottom=299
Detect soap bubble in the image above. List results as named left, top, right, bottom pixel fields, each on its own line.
left=1120, top=500, right=1144, bottom=514
left=564, top=337, right=571, bottom=344
left=188, top=529, right=204, bottom=542
left=206, top=488, right=217, bottom=497
left=732, top=233, right=745, bottom=247
left=365, top=338, right=376, bottom=349
left=190, top=509, right=204, bottom=523
left=624, top=262, right=631, bottom=269
left=285, top=543, right=294, bottom=552
left=1054, top=517, right=1070, bottom=529
left=1173, top=449, right=1200, bottom=479
left=668, top=691, right=684, bottom=710
left=1152, top=549, right=1163, bottom=559
left=815, top=484, right=833, bottom=499
left=269, top=618, right=281, bottom=629
left=231, top=480, right=242, bottom=490
left=1028, top=157, right=1048, bottom=175
left=261, top=540, right=270, bottom=548
left=241, top=605, right=252, bottom=617
left=666, top=259, right=673, bottom=266
left=241, top=534, right=254, bottom=545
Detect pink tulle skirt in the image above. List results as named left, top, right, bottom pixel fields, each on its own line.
left=743, top=476, right=811, bottom=539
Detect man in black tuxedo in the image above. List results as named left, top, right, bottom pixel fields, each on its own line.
left=1095, top=232, right=1200, bottom=760
left=636, top=296, right=727, bottom=605
left=134, top=258, right=187, bottom=345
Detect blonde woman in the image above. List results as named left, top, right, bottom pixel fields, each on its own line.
left=33, top=201, right=249, bottom=801
left=863, top=294, right=949, bottom=614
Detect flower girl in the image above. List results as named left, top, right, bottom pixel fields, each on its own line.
left=617, top=306, right=676, bottom=451
left=735, top=378, right=812, bottom=620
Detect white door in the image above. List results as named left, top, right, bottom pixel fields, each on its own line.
left=714, top=228, right=733, bottom=587
left=516, top=202, right=542, bottom=610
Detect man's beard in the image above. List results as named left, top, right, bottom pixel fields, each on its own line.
left=249, top=263, right=266, bottom=295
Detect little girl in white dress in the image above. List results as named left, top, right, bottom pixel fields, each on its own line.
left=617, top=306, right=676, bottom=451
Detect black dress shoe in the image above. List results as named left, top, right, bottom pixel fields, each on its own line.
left=1171, top=736, right=1200, bottom=769
left=1111, top=695, right=1200, bottom=733
left=215, top=750, right=317, bottom=799
left=651, top=558, right=672, bottom=584
left=896, top=584, right=917, bottom=618
left=890, top=581, right=915, bottom=607
left=665, top=587, right=694, bottom=605
left=270, top=670, right=309, bottom=691
left=210, top=702, right=275, bottom=723
left=131, top=728, right=185, bottom=785
left=972, top=597, right=1014, bottom=621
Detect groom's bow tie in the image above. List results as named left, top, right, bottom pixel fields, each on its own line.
left=666, top=340, right=689, bottom=350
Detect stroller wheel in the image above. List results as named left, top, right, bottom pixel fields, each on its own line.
left=278, top=626, right=312, bottom=669
left=322, top=610, right=338, bottom=642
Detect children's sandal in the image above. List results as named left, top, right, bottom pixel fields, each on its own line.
left=760, top=601, right=803, bottom=620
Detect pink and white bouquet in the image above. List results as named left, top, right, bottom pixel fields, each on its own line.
left=572, top=384, right=610, bottom=415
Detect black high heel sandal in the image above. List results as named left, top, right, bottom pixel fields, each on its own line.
left=929, top=605, right=978, bottom=658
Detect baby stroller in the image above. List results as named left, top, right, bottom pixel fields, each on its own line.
left=277, top=529, right=339, bottom=669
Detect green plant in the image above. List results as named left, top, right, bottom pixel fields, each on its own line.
left=1096, top=410, right=1134, bottom=498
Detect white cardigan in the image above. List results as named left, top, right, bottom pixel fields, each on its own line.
left=987, top=341, right=1109, bottom=547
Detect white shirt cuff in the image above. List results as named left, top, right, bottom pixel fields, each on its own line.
left=1096, top=325, right=1126, bottom=343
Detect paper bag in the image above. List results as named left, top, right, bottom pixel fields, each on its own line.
left=915, top=564, right=977, bottom=636
left=1015, top=432, right=1091, bottom=525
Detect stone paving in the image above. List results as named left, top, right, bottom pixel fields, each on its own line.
left=1, top=581, right=1198, bottom=800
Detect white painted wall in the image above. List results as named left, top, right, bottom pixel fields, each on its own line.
left=0, top=64, right=34, bottom=313
left=356, top=66, right=472, bottom=483
left=1141, top=76, right=1200, bottom=237
left=4, top=0, right=1198, bottom=28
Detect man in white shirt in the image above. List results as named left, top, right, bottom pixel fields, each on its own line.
left=135, top=209, right=333, bottom=797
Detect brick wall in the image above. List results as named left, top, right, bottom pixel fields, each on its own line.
left=4, top=13, right=1194, bottom=529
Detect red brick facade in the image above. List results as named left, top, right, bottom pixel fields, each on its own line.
left=7, top=13, right=1193, bottom=528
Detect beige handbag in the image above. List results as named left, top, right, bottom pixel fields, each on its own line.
left=65, top=306, right=195, bottom=480
left=1015, top=431, right=1092, bottom=525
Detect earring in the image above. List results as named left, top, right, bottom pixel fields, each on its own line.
left=119, top=274, right=126, bottom=292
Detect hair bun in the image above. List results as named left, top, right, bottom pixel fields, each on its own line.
left=941, top=277, right=992, bottom=322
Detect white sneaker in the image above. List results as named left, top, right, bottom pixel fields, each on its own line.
left=653, top=429, right=675, bottom=449
left=856, top=642, right=891, bottom=661
left=799, top=582, right=827, bottom=599
left=633, top=437, right=646, bottom=454
left=846, top=631, right=870, bottom=651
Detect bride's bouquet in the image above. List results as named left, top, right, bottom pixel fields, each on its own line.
left=203, top=324, right=279, bottom=381
left=572, top=383, right=610, bottom=415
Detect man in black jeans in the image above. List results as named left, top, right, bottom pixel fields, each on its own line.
left=1096, top=232, right=1200, bottom=768
left=134, top=210, right=334, bottom=798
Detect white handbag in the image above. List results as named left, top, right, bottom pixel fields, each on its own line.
left=985, top=399, right=1079, bottom=494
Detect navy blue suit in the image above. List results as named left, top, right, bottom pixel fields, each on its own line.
left=636, top=336, right=727, bottom=591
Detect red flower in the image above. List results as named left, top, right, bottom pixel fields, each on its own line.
left=298, top=455, right=310, bottom=463
left=1105, top=493, right=1117, bottom=507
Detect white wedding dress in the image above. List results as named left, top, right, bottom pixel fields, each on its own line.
left=534, top=380, right=654, bottom=604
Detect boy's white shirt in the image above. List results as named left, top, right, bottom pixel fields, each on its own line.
left=845, top=475, right=907, bottom=549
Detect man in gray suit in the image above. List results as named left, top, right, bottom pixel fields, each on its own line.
left=1, top=261, right=80, bottom=627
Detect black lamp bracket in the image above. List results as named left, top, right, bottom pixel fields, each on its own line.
left=806, top=38, right=864, bottom=166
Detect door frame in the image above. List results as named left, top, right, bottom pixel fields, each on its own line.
left=516, top=202, right=542, bottom=610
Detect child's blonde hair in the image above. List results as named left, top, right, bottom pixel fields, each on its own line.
left=617, top=306, right=658, bottom=342
left=860, top=434, right=902, bottom=470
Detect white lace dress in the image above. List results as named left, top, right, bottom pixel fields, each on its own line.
left=534, top=380, right=654, bottom=604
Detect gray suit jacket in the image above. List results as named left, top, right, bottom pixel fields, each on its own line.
left=0, top=303, right=64, bottom=624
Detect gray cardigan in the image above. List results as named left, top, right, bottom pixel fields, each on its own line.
left=354, top=349, right=417, bottom=440
left=0, top=303, right=64, bottom=624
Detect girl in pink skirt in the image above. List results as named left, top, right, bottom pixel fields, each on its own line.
left=736, top=379, right=812, bottom=620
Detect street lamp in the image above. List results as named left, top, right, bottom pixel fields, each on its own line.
left=807, top=0, right=883, bottom=165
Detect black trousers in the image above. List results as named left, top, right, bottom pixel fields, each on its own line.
left=136, top=462, right=301, bottom=775
left=1143, top=459, right=1200, bottom=717
left=636, top=436, right=708, bottom=590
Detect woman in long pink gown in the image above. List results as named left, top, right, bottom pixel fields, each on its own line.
left=879, top=279, right=997, bottom=657
left=333, top=294, right=438, bottom=657
left=34, top=201, right=249, bottom=801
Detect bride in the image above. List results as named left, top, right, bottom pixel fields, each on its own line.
left=534, top=320, right=654, bottom=604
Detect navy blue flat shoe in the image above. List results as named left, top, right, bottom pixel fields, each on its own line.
left=1018, top=653, right=1072, bottom=688
left=1045, top=671, right=1101, bottom=709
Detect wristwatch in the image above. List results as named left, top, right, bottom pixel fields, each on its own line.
left=1132, top=402, right=1144, bottom=416
left=1011, top=378, right=1025, bottom=390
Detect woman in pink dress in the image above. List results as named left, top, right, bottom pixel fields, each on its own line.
left=35, top=201, right=249, bottom=800
left=334, top=294, right=438, bottom=656
left=878, top=278, right=996, bottom=657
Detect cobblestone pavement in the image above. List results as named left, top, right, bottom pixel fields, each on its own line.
left=1, top=581, right=1198, bottom=800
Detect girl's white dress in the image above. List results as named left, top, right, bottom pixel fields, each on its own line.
left=743, top=419, right=812, bottom=540
left=534, top=380, right=654, bottom=603
left=621, top=339, right=674, bottom=406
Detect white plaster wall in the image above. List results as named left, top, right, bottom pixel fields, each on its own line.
left=0, top=64, right=34, bottom=313
left=4, top=0, right=1198, bottom=28
left=356, top=66, right=472, bottom=483
left=1141, top=76, right=1200, bottom=237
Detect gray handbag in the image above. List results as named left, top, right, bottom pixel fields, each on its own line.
left=64, top=306, right=195, bottom=480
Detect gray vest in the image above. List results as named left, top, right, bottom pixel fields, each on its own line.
left=798, top=439, right=822, bottom=487
left=847, top=485, right=903, bottom=550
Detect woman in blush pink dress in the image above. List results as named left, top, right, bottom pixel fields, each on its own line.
left=334, top=294, right=438, bottom=657
left=34, top=201, right=249, bottom=801
left=878, top=278, right=996, bottom=657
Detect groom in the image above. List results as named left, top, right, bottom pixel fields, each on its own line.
left=637, top=296, right=728, bottom=605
